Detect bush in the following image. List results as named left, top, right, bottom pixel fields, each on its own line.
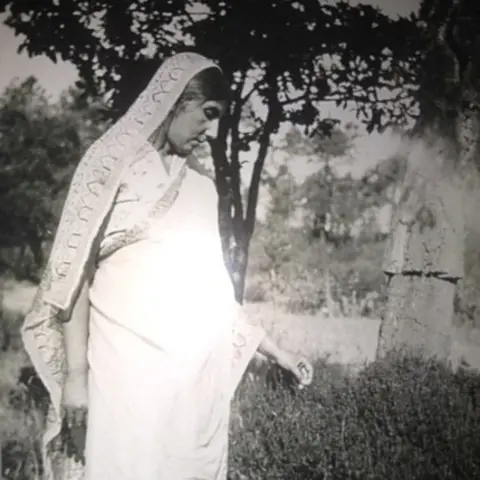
left=229, top=352, right=480, bottom=479
left=3, top=299, right=480, bottom=480
left=0, top=349, right=44, bottom=480
left=1, top=308, right=44, bottom=480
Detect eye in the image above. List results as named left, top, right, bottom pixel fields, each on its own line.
left=204, top=106, right=220, bottom=121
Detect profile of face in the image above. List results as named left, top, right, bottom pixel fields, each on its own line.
left=164, top=66, right=230, bottom=157
left=167, top=98, right=226, bottom=157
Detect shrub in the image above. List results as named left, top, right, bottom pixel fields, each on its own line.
left=3, top=301, right=480, bottom=480
left=0, top=348, right=43, bottom=480
left=1, top=307, right=43, bottom=480
left=229, top=352, right=480, bottom=479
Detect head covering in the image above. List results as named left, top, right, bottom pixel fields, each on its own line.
left=21, top=52, right=220, bottom=477
left=46, top=52, right=218, bottom=310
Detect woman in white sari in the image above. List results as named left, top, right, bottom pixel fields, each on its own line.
left=21, top=52, right=313, bottom=480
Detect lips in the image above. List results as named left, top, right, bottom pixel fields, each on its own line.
left=192, top=134, right=207, bottom=145
left=188, top=135, right=207, bottom=153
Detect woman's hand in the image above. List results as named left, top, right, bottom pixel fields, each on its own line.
left=275, top=351, right=314, bottom=389
left=258, top=337, right=313, bottom=389
left=58, top=371, right=89, bottom=465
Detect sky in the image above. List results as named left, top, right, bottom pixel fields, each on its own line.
left=0, top=0, right=421, bottom=212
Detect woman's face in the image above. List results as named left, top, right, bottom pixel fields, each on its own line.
left=167, top=99, right=226, bottom=157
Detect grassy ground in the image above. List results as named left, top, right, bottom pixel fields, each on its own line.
left=229, top=354, right=480, bottom=480
left=2, top=279, right=480, bottom=478
left=3, top=278, right=480, bottom=370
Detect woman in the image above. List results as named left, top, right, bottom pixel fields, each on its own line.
left=21, top=52, right=313, bottom=480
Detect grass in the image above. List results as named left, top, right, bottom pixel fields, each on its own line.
left=0, top=348, right=43, bottom=479
left=2, top=282, right=480, bottom=479
left=230, top=354, right=480, bottom=480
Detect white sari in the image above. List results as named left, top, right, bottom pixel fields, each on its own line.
left=21, top=53, right=265, bottom=479
left=85, top=146, right=264, bottom=479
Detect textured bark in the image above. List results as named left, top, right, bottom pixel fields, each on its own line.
left=377, top=0, right=479, bottom=362
left=377, top=275, right=457, bottom=360
left=378, top=131, right=466, bottom=362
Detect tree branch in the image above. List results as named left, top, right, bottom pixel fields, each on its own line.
left=240, top=78, right=264, bottom=107
left=437, top=0, right=465, bottom=84
left=245, top=102, right=280, bottom=239
left=229, top=72, right=248, bottom=227
left=279, top=90, right=309, bottom=107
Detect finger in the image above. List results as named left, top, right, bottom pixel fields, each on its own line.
left=52, top=433, right=63, bottom=452
left=67, top=432, right=84, bottom=463
left=70, top=424, right=87, bottom=451
left=63, top=433, right=73, bottom=459
left=292, top=366, right=306, bottom=384
left=60, top=416, right=71, bottom=452
left=303, top=370, right=313, bottom=385
left=62, top=413, right=79, bottom=460
left=303, top=363, right=313, bottom=383
left=296, top=360, right=308, bottom=376
left=73, top=448, right=86, bottom=466
left=64, top=429, right=75, bottom=459
left=65, top=408, right=75, bottom=430
left=73, top=406, right=88, bottom=427
left=297, top=360, right=313, bottom=385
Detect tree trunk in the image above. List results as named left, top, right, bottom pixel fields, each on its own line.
left=211, top=100, right=279, bottom=304
left=323, top=266, right=335, bottom=318
left=229, top=238, right=250, bottom=303
left=377, top=1, right=479, bottom=363
left=319, top=230, right=335, bottom=318
left=377, top=132, right=465, bottom=363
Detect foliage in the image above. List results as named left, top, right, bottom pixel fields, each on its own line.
left=230, top=352, right=480, bottom=479
left=0, top=305, right=44, bottom=480
left=247, top=127, right=388, bottom=316
left=0, top=77, right=108, bottom=279
left=0, top=0, right=423, bottom=300
left=281, top=123, right=358, bottom=159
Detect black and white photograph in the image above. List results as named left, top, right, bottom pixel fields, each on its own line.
left=0, top=0, right=479, bottom=478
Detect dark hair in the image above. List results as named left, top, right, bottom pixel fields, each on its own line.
left=179, top=67, right=231, bottom=106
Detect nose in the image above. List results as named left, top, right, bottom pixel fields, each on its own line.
left=205, top=119, right=220, bottom=139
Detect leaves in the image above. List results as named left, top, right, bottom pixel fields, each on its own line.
left=0, top=76, right=108, bottom=276
left=282, top=124, right=354, bottom=159
left=2, top=1, right=422, bottom=130
left=0, top=0, right=432, bottom=296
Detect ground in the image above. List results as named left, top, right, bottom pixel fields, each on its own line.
left=3, top=277, right=480, bottom=372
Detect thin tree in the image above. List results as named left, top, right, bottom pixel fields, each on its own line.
left=0, top=1, right=419, bottom=301
left=377, top=0, right=480, bottom=361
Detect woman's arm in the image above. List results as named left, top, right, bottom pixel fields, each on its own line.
left=63, top=278, right=90, bottom=376
left=62, top=223, right=104, bottom=377
left=257, top=336, right=286, bottom=364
